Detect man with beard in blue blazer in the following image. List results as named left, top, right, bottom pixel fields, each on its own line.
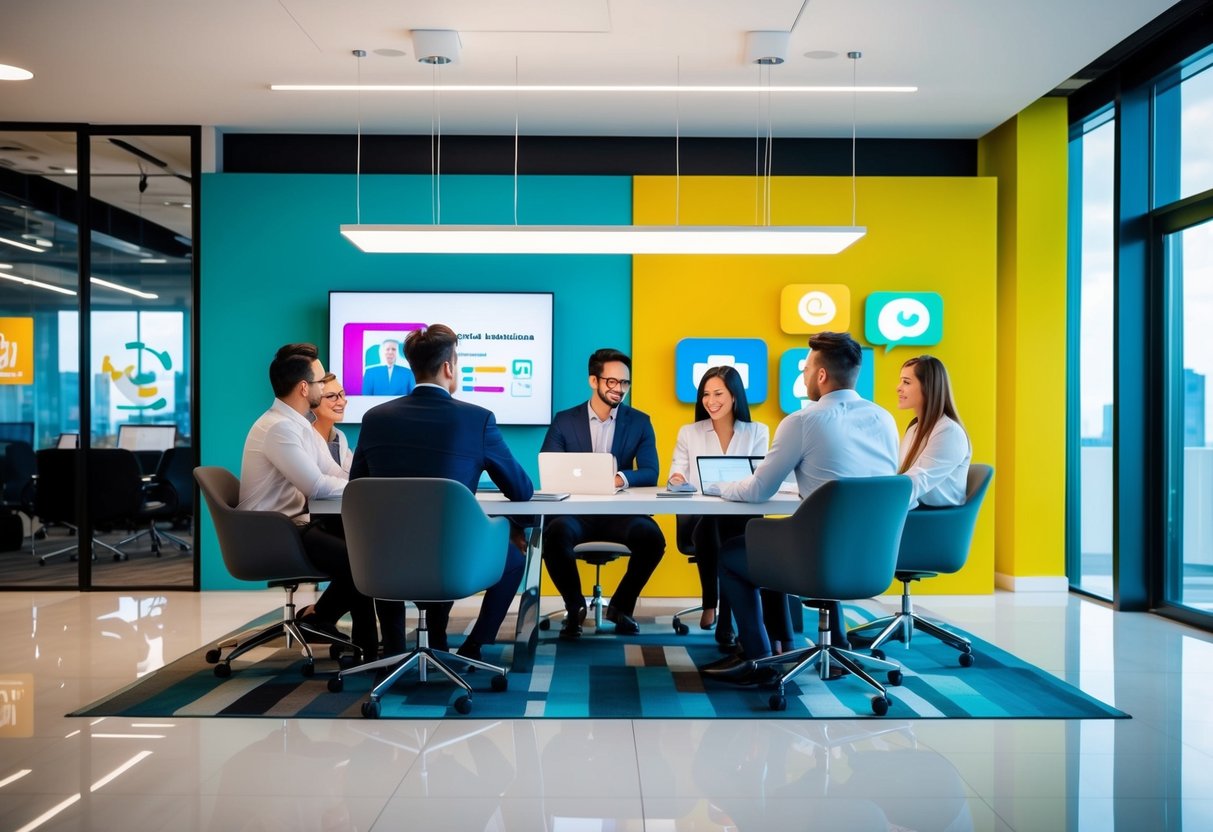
left=540, top=348, right=665, bottom=639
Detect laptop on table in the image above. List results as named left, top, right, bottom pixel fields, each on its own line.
left=696, top=455, right=763, bottom=493
left=538, top=452, right=623, bottom=496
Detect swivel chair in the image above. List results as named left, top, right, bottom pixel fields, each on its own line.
left=327, top=477, right=510, bottom=717
left=33, top=448, right=149, bottom=564
left=537, top=540, right=632, bottom=635
left=747, top=476, right=912, bottom=715
left=849, top=464, right=994, bottom=666
left=118, top=447, right=194, bottom=555
left=194, top=466, right=360, bottom=678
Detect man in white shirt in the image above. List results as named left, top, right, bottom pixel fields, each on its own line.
left=701, top=332, right=899, bottom=685
left=239, top=342, right=377, bottom=658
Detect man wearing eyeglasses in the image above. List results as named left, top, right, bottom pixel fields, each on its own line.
left=239, top=342, right=378, bottom=659
left=540, top=348, right=665, bottom=638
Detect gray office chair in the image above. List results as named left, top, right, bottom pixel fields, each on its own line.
left=194, top=466, right=360, bottom=678
left=537, top=540, right=631, bottom=634
left=748, top=476, right=912, bottom=715
left=849, top=464, right=994, bottom=666
left=118, top=447, right=194, bottom=555
left=33, top=448, right=148, bottom=564
left=327, top=477, right=510, bottom=718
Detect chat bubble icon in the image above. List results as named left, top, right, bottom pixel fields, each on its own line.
left=865, top=292, right=943, bottom=352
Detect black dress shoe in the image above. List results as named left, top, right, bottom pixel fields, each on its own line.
left=559, top=607, right=586, bottom=640
left=715, top=628, right=737, bottom=652
left=700, top=651, right=745, bottom=672
left=604, top=606, right=640, bottom=635
left=702, top=655, right=780, bottom=686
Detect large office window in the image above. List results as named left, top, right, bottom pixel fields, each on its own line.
left=1068, top=109, right=1116, bottom=599
left=1164, top=218, right=1213, bottom=613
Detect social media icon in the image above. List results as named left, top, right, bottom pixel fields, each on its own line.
left=779, top=347, right=875, bottom=414
left=780, top=284, right=850, bottom=334
left=675, top=338, right=767, bottom=404
left=865, top=292, right=943, bottom=352
left=512, top=359, right=533, bottom=379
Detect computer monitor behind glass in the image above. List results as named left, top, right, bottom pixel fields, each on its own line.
left=0, top=422, right=35, bottom=445
left=116, top=424, right=177, bottom=452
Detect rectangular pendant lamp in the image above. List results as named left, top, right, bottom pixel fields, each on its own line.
left=340, top=224, right=866, bottom=255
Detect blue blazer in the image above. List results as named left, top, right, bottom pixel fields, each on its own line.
left=350, top=386, right=533, bottom=501
left=541, top=402, right=659, bottom=487
left=361, top=364, right=416, bottom=396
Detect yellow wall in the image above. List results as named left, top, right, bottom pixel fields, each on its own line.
left=978, top=99, right=1068, bottom=586
left=625, top=175, right=1000, bottom=596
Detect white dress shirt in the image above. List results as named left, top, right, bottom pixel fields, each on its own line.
left=900, top=417, right=971, bottom=507
left=719, top=389, right=899, bottom=503
left=668, top=419, right=770, bottom=490
left=239, top=398, right=348, bottom=521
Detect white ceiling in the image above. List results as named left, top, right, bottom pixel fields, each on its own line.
left=0, top=0, right=1187, bottom=139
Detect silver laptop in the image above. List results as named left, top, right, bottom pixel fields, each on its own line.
left=538, top=452, right=622, bottom=495
left=696, top=455, right=762, bottom=491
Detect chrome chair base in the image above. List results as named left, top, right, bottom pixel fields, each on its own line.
left=206, top=585, right=360, bottom=676
left=756, top=607, right=903, bottom=715
left=117, top=523, right=192, bottom=555
left=848, top=578, right=973, bottom=659
left=331, top=609, right=507, bottom=717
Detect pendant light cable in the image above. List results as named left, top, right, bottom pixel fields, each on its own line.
left=849, top=51, right=861, bottom=227
left=353, top=50, right=365, bottom=224
left=514, top=57, right=520, bottom=226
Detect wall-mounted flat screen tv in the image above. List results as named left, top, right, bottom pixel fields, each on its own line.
left=329, top=291, right=554, bottom=425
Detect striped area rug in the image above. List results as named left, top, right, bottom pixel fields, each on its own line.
left=72, top=606, right=1128, bottom=720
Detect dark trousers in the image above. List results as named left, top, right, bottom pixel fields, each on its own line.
left=691, top=516, right=793, bottom=643
left=718, top=534, right=840, bottom=660
left=542, top=514, right=665, bottom=615
left=376, top=541, right=526, bottom=656
left=298, top=523, right=378, bottom=656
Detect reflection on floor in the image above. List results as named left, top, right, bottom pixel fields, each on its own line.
left=0, top=523, right=193, bottom=587
left=0, top=590, right=1211, bottom=831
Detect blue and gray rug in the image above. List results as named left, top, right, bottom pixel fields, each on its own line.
left=72, top=605, right=1128, bottom=720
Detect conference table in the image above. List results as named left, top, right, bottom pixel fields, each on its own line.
left=311, top=486, right=802, bottom=672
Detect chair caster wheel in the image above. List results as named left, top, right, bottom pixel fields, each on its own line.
left=673, top=621, right=689, bottom=636
left=871, top=648, right=886, bottom=661
left=872, top=696, right=890, bottom=716
left=214, top=663, right=231, bottom=678
left=204, top=648, right=221, bottom=664
left=113, top=553, right=123, bottom=562
left=539, top=619, right=551, bottom=631
left=491, top=674, right=508, bottom=692
left=338, top=654, right=359, bottom=669
left=327, top=676, right=344, bottom=693
left=454, top=695, right=473, bottom=715
left=361, top=699, right=381, bottom=719
left=887, top=669, right=903, bottom=686
left=177, top=544, right=189, bottom=552
left=301, top=661, right=315, bottom=677
left=959, top=651, right=974, bottom=667
left=768, top=694, right=787, bottom=711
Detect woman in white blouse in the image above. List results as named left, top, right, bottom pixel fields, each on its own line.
left=896, top=356, right=971, bottom=507
left=311, top=373, right=353, bottom=473
left=668, top=367, right=792, bottom=651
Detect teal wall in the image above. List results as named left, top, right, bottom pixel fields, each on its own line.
left=200, top=173, right=633, bottom=588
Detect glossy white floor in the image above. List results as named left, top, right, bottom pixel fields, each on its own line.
left=1, top=589, right=1212, bottom=832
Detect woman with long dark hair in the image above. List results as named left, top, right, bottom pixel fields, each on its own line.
left=668, top=366, right=793, bottom=652
left=896, top=355, right=971, bottom=506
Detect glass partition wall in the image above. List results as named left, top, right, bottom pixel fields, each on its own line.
left=0, top=126, right=198, bottom=590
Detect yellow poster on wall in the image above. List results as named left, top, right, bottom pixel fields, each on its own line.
left=0, top=317, right=34, bottom=385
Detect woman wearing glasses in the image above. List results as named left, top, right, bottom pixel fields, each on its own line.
left=667, top=366, right=794, bottom=653
left=311, top=373, right=352, bottom=472
left=896, top=355, right=971, bottom=506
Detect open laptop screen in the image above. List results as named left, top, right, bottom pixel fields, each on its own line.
left=696, top=455, right=761, bottom=490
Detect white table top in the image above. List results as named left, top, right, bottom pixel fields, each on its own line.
left=310, top=485, right=801, bottom=517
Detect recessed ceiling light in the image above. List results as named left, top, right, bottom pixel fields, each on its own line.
left=373, top=48, right=407, bottom=57
left=271, top=83, right=916, bottom=94
left=0, top=63, right=34, bottom=81
left=0, top=263, right=13, bottom=269
left=139, top=258, right=167, bottom=264
left=0, top=235, right=45, bottom=253
left=804, top=50, right=839, bottom=60
left=64, top=167, right=77, bottom=175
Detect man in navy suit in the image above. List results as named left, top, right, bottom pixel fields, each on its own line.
left=541, top=348, right=665, bottom=638
left=350, top=324, right=533, bottom=660
left=361, top=338, right=416, bottom=396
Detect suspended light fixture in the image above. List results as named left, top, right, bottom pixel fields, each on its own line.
left=340, top=32, right=866, bottom=256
